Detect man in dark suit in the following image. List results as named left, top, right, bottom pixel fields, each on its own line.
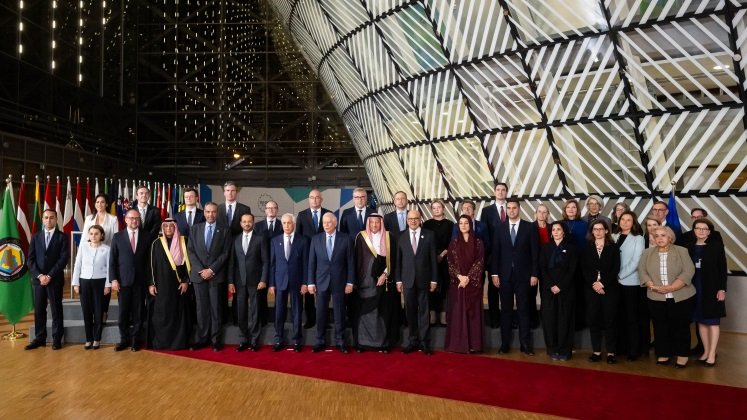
left=396, top=209, right=438, bottom=355
left=479, top=182, right=509, bottom=329
left=174, top=187, right=204, bottom=238
left=217, top=181, right=252, bottom=236
left=109, top=208, right=153, bottom=351
left=133, top=185, right=162, bottom=237
left=383, top=190, right=409, bottom=237
left=295, top=189, right=330, bottom=328
left=187, top=202, right=233, bottom=351
left=252, top=199, right=281, bottom=326
left=307, top=212, right=354, bottom=353
left=490, top=198, right=540, bottom=355
left=338, top=187, right=374, bottom=235
left=268, top=213, right=310, bottom=352
left=25, top=209, right=69, bottom=350
left=229, top=213, right=269, bottom=352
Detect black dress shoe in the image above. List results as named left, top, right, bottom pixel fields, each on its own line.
left=114, top=342, right=128, bottom=352
left=312, top=344, right=325, bottom=353
left=190, top=342, right=208, bottom=351
left=249, top=344, right=259, bottom=352
left=84, top=343, right=93, bottom=350
left=656, top=358, right=671, bottom=366
left=52, top=341, right=62, bottom=350
left=703, top=360, right=716, bottom=367
left=131, top=345, right=140, bottom=352
left=402, top=344, right=417, bottom=354
left=338, top=345, right=349, bottom=354
left=498, top=345, right=510, bottom=354
left=380, top=347, right=390, bottom=354
left=521, top=347, right=535, bottom=356
left=607, top=354, right=617, bottom=364
left=24, top=341, right=45, bottom=350
left=356, top=346, right=365, bottom=353
left=293, top=344, right=303, bottom=353
left=589, top=353, right=602, bottom=362
left=422, top=346, right=433, bottom=356
left=272, top=343, right=284, bottom=352
left=674, top=362, right=687, bottom=369
left=236, top=342, right=250, bottom=352
left=212, top=343, right=224, bottom=352
left=92, top=343, right=100, bottom=350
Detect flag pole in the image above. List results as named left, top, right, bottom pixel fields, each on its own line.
left=1, top=324, right=27, bottom=340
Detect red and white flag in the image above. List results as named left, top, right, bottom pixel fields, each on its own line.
left=62, top=177, right=74, bottom=235
left=16, top=176, right=31, bottom=253
left=74, top=177, right=84, bottom=231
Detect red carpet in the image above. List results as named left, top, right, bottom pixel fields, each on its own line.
left=155, top=346, right=745, bottom=419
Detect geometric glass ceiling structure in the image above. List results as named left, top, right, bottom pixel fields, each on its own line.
left=270, top=0, right=747, bottom=272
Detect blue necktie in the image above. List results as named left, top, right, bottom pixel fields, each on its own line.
left=326, top=235, right=333, bottom=260
left=398, top=212, right=405, bottom=231
left=357, top=210, right=364, bottom=230
left=226, top=204, right=233, bottom=225
left=510, top=223, right=517, bottom=246
left=206, top=224, right=214, bottom=250
left=312, top=210, right=319, bottom=230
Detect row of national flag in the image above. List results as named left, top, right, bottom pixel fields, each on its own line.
left=0, top=175, right=201, bottom=326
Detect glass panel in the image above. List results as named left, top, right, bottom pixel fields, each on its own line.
left=345, top=25, right=400, bottom=90
left=408, top=71, right=473, bottom=139
left=606, top=0, right=723, bottom=28
left=505, top=0, right=608, bottom=45
left=372, top=85, right=428, bottom=146
left=376, top=152, right=414, bottom=199
left=399, top=144, right=448, bottom=199
left=434, top=137, right=493, bottom=198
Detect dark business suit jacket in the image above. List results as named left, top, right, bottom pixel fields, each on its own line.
left=395, top=229, right=437, bottom=289
left=580, top=241, right=621, bottom=290
left=677, top=229, right=722, bottom=247
left=269, top=234, right=310, bottom=291
left=307, top=232, right=354, bottom=293
left=490, top=219, right=539, bottom=281
left=187, top=222, right=233, bottom=284
left=28, top=229, right=69, bottom=284
left=229, top=232, right=269, bottom=287
left=296, top=207, right=330, bottom=238
left=132, top=204, right=162, bottom=237
left=174, top=208, right=205, bottom=238
left=384, top=210, right=408, bottom=236
left=338, top=207, right=375, bottom=235
left=217, top=202, right=252, bottom=235
left=539, top=240, right=578, bottom=293
left=108, top=229, right=153, bottom=287
left=254, top=218, right=283, bottom=241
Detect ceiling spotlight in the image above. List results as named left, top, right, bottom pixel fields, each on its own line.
left=233, top=152, right=241, bottom=159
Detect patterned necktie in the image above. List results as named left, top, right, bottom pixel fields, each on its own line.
left=411, top=231, right=417, bottom=253
left=285, top=236, right=292, bottom=260
left=140, top=207, right=146, bottom=224
left=312, top=210, right=319, bottom=230
left=326, top=235, right=333, bottom=260
left=357, top=210, right=363, bottom=230
left=227, top=204, right=233, bottom=225
left=187, top=210, right=193, bottom=226
left=130, top=231, right=136, bottom=253
left=511, top=223, right=517, bottom=245
left=500, top=205, right=506, bottom=223
left=206, top=224, right=214, bottom=250
left=46, top=232, right=51, bottom=249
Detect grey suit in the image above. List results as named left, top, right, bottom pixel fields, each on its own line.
left=229, top=231, right=269, bottom=346
left=395, top=228, right=437, bottom=348
left=187, top=222, right=232, bottom=345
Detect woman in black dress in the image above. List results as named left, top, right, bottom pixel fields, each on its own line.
left=423, top=199, right=454, bottom=326
left=686, top=218, right=727, bottom=367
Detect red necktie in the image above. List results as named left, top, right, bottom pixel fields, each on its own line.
left=500, top=205, right=505, bottom=223
left=130, top=231, right=137, bottom=253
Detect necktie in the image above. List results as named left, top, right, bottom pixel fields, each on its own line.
left=206, top=225, right=214, bottom=250
left=326, top=235, right=333, bottom=259
left=398, top=212, right=405, bottom=231
left=357, top=210, right=363, bottom=230
left=285, top=236, right=292, bottom=260
left=187, top=210, right=193, bottom=226
left=511, top=223, right=517, bottom=245
left=45, top=232, right=51, bottom=249
left=411, top=231, right=417, bottom=253
left=227, top=204, right=233, bottom=225
left=500, top=205, right=505, bottom=223
left=243, top=234, right=249, bottom=254
left=312, top=210, right=319, bottom=229
left=269, top=220, right=274, bottom=232
left=130, top=231, right=136, bottom=253
left=140, top=207, right=146, bottom=224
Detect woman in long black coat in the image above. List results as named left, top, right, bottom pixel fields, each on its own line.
left=686, top=218, right=727, bottom=367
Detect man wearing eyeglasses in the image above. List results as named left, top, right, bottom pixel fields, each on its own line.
left=339, top=187, right=374, bottom=235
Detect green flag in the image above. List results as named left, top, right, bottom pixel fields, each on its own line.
left=0, top=183, right=34, bottom=324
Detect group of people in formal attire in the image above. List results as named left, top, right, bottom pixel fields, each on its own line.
left=23, top=182, right=728, bottom=368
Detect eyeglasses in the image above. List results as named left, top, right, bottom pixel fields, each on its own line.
left=651, top=208, right=667, bottom=212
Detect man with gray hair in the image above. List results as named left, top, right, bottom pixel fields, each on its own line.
left=268, top=213, right=310, bottom=352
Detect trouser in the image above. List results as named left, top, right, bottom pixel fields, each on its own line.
left=118, top=283, right=145, bottom=346
left=586, top=287, right=620, bottom=353
left=274, top=288, right=303, bottom=345
left=79, top=278, right=106, bottom=342
left=32, top=279, right=64, bottom=343
left=499, top=275, right=530, bottom=348
left=194, top=281, right=223, bottom=345
left=236, top=284, right=261, bottom=346
left=315, top=289, right=346, bottom=346
left=403, top=285, right=430, bottom=347
left=540, top=288, right=574, bottom=356
left=618, top=285, right=650, bottom=357
left=649, top=297, right=695, bottom=358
